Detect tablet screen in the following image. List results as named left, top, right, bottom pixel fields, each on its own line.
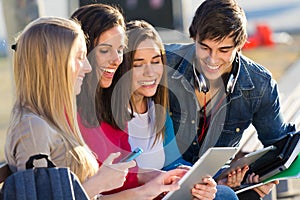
left=162, top=147, right=238, bottom=200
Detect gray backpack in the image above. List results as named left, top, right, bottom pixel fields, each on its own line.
left=0, top=154, right=89, bottom=200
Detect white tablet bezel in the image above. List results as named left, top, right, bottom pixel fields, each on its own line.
left=162, top=147, right=238, bottom=200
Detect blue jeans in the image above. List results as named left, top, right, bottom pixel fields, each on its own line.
left=215, top=185, right=238, bottom=200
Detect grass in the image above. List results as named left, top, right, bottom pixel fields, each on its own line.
left=0, top=56, right=13, bottom=162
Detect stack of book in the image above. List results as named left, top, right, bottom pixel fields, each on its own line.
left=235, top=152, right=300, bottom=194
left=223, top=132, right=300, bottom=193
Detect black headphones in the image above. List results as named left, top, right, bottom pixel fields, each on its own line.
left=193, top=53, right=240, bottom=94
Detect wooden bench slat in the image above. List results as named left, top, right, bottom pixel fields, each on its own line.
left=0, top=163, right=12, bottom=183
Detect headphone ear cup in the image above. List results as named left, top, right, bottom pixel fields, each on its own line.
left=198, top=73, right=209, bottom=93
left=192, top=63, right=209, bottom=93
left=226, top=74, right=234, bottom=93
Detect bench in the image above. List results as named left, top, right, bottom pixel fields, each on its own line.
left=0, top=163, right=12, bottom=189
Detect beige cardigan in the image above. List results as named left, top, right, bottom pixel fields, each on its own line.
left=5, top=112, right=70, bottom=172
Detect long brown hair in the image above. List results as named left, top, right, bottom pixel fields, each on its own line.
left=111, top=20, right=168, bottom=144
left=71, top=3, right=126, bottom=128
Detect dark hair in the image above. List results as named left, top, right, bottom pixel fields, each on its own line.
left=107, top=20, right=168, bottom=143
left=71, top=3, right=126, bottom=127
left=71, top=3, right=125, bottom=53
left=189, top=0, right=247, bottom=47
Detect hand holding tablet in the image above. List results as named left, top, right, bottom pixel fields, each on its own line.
left=162, top=147, right=238, bottom=200
left=215, top=145, right=276, bottom=181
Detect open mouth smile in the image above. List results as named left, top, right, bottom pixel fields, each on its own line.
left=207, top=64, right=220, bottom=70
left=138, top=80, right=156, bottom=86
left=100, top=67, right=116, bottom=73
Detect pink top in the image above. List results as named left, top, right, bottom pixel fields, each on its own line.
left=77, top=114, right=140, bottom=194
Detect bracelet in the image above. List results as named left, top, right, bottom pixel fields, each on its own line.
left=93, top=194, right=103, bottom=200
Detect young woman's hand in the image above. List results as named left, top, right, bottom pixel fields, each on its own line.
left=176, top=164, right=192, bottom=170
left=137, top=168, right=164, bottom=184
left=137, top=168, right=187, bottom=199
left=191, top=177, right=217, bottom=200
left=82, top=152, right=136, bottom=198
left=99, top=152, right=136, bottom=191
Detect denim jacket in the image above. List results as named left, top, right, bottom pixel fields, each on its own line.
left=165, top=43, right=295, bottom=164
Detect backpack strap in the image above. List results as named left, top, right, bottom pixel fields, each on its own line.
left=26, top=154, right=56, bottom=169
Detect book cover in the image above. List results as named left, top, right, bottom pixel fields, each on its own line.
left=259, top=138, right=300, bottom=181
left=246, top=132, right=300, bottom=181
left=235, top=153, right=300, bottom=194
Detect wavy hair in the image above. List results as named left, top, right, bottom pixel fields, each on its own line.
left=110, top=20, right=168, bottom=144
left=71, top=4, right=126, bottom=128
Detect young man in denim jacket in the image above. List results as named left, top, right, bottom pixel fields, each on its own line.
left=165, top=0, right=295, bottom=198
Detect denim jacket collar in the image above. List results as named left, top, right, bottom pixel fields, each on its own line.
left=237, top=57, right=255, bottom=90
left=229, top=57, right=255, bottom=99
left=171, top=44, right=195, bottom=82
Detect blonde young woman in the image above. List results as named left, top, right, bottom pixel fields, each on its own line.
left=4, top=16, right=136, bottom=199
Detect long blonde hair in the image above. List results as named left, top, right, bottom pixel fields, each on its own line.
left=8, top=17, right=98, bottom=182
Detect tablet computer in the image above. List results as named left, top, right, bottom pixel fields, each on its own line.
left=162, top=147, right=238, bottom=200
left=215, top=145, right=276, bottom=180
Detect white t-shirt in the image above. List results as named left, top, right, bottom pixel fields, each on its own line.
left=128, top=101, right=165, bottom=169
